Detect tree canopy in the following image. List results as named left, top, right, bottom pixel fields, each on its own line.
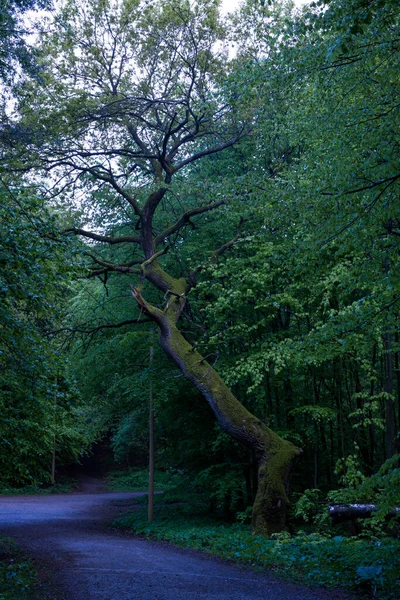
left=0, top=0, right=399, bottom=539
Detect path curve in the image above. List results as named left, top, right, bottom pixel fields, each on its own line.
left=0, top=490, right=353, bottom=599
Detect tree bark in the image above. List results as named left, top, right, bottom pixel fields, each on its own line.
left=160, top=321, right=299, bottom=535
left=132, top=284, right=300, bottom=535
left=395, top=332, right=400, bottom=453
left=384, top=329, right=396, bottom=459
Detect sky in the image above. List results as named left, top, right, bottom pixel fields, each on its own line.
left=221, top=0, right=309, bottom=13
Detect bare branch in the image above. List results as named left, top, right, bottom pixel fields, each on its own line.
left=130, top=285, right=163, bottom=323
left=173, top=128, right=252, bottom=172
left=140, top=247, right=169, bottom=273
left=86, top=253, right=142, bottom=274
left=50, top=318, right=151, bottom=336
left=45, top=158, right=142, bottom=215
left=64, top=228, right=141, bottom=245
left=155, top=200, right=225, bottom=246
left=384, top=218, right=400, bottom=238
left=188, top=217, right=245, bottom=287
left=213, top=216, right=244, bottom=258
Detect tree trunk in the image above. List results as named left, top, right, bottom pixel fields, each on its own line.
left=153, top=307, right=300, bottom=535
left=369, top=344, right=377, bottom=470
left=395, top=332, right=400, bottom=453
left=131, top=253, right=300, bottom=536
left=148, top=328, right=154, bottom=523
left=384, top=329, right=395, bottom=459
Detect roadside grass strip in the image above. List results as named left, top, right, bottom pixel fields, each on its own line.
left=112, top=507, right=400, bottom=599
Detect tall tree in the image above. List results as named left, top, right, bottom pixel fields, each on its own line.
left=2, top=0, right=300, bottom=534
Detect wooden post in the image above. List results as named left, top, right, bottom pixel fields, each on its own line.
left=51, top=378, right=57, bottom=485
left=148, top=328, right=154, bottom=523
left=385, top=328, right=395, bottom=459
left=384, top=259, right=395, bottom=459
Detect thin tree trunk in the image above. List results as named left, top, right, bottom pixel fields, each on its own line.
left=329, top=422, right=334, bottom=480
left=354, top=369, right=371, bottom=468
left=313, top=422, right=318, bottom=489
left=394, top=330, right=400, bottom=453
left=51, top=378, right=57, bottom=485
left=148, top=328, right=154, bottom=523
left=369, top=344, right=377, bottom=470
left=51, top=443, right=56, bottom=486
left=334, top=359, right=345, bottom=457
left=384, top=329, right=395, bottom=459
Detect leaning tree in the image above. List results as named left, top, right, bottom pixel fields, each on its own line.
left=2, top=0, right=300, bottom=534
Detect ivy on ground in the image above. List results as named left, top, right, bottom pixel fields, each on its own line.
left=0, top=537, right=40, bottom=600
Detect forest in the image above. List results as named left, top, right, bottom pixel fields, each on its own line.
left=0, top=0, right=399, bottom=594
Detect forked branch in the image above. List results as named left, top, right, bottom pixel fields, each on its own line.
left=213, top=216, right=244, bottom=258
left=86, top=253, right=142, bottom=274
left=155, top=200, right=225, bottom=245
left=64, top=228, right=141, bottom=245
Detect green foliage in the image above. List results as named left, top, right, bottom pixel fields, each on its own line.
left=349, top=394, right=386, bottom=432
left=192, top=462, right=247, bottom=519
left=105, top=469, right=171, bottom=492
left=293, top=488, right=323, bottom=523
left=0, top=481, right=74, bottom=496
left=0, top=537, right=40, bottom=600
left=0, top=0, right=47, bottom=83
left=292, top=455, right=400, bottom=540
left=0, top=184, right=88, bottom=486
left=328, top=454, right=400, bottom=534
left=334, top=451, right=366, bottom=488
left=290, top=406, right=336, bottom=425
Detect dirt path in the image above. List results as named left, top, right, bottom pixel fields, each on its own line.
left=0, top=486, right=353, bottom=600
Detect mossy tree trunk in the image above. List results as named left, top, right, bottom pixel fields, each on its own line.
left=131, top=265, right=300, bottom=536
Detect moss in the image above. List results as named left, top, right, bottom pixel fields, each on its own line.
left=167, top=325, right=260, bottom=433
left=161, top=321, right=299, bottom=537
left=146, top=261, right=188, bottom=296
left=252, top=435, right=298, bottom=536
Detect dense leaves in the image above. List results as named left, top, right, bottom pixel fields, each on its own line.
left=0, top=0, right=399, bottom=543
left=0, top=183, right=87, bottom=485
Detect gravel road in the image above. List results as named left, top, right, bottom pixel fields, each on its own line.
left=0, top=486, right=353, bottom=600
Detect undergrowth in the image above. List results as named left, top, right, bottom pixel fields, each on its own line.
left=105, top=469, right=171, bottom=492
left=112, top=503, right=400, bottom=599
left=0, top=481, right=74, bottom=496
left=109, top=464, right=400, bottom=597
left=0, top=537, right=40, bottom=600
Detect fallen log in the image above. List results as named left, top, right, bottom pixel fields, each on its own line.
left=329, top=504, right=400, bottom=519
left=329, top=504, right=400, bottom=536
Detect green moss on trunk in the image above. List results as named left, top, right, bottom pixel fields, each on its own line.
left=131, top=287, right=300, bottom=535
left=158, top=317, right=300, bottom=536
left=252, top=434, right=298, bottom=535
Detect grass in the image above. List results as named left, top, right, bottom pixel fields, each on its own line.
left=112, top=501, right=400, bottom=599
left=0, top=481, right=75, bottom=496
left=0, top=537, right=42, bottom=600
left=104, top=469, right=171, bottom=492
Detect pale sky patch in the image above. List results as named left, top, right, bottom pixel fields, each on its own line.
left=221, top=0, right=310, bottom=14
